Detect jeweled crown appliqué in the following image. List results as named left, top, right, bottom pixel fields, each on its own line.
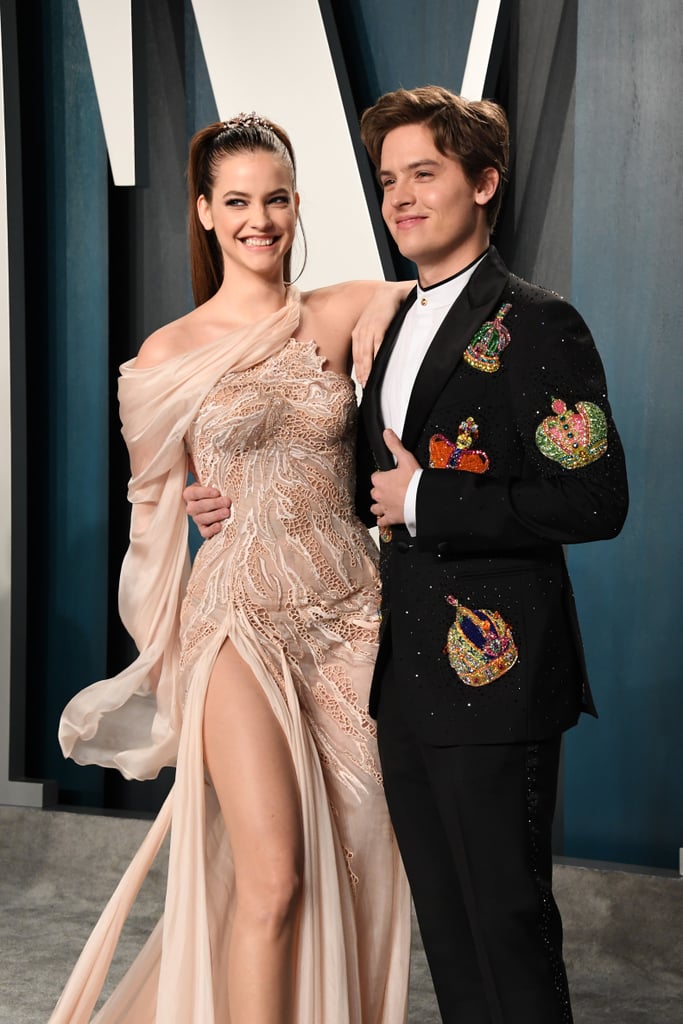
left=444, top=596, right=518, bottom=687
left=535, top=397, right=608, bottom=469
left=463, top=302, right=512, bottom=373
left=429, top=416, right=490, bottom=474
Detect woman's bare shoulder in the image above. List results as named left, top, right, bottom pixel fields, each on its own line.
left=133, top=310, right=201, bottom=369
left=300, top=280, right=378, bottom=311
left=299, top=281, right=381, bottom=335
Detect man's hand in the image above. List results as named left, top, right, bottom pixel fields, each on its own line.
left=183, top=481, right=232, bottom=539
left=370, top=429, right=420, bottom=527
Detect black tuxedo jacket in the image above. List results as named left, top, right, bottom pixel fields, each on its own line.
left=357, top=247, right=628, bottom=746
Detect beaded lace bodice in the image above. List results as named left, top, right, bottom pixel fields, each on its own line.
left=181, top=337, right=383, bottom=791
left=54, top=308, right=411, bottom=1024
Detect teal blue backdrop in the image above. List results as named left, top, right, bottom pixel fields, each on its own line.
left=565, top=2, right=683, bottom=868
left=27, top=0, right=110, bottom=805
left=12, top=0, right=682, bottom=867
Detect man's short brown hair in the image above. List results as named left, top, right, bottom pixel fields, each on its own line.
left=360, top=85, right=510, bottom=229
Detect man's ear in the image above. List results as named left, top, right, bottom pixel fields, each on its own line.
left=197, top=194, right=213, bottom=230
left=474, top=167, right=499, bottom=207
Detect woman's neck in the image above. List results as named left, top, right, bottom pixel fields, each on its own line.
left=210, top=273, right=287, bottom=326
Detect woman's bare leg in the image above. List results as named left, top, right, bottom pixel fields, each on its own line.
left=203, top=640, right=303, bottom=1024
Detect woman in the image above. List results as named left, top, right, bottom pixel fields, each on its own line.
left=50, top=114, right=411, bottom=1024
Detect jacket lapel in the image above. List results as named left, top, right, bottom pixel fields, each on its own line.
left=360, top=287, right=417, bottom=470
left=401, top=247, right=510, bottom=452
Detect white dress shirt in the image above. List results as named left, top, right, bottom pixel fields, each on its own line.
left=380, top=254, right=486, bottom=534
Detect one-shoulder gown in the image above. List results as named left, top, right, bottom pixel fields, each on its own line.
left=51, top=291, right=411, bottom=1023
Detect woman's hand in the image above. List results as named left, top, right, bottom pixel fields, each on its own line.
left=351, top=281, right=414, bottom=388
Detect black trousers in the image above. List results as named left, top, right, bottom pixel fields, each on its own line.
left=376, top=665, right=573, bottom=1024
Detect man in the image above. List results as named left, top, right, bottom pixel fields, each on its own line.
left=353, top=86, right=627, bottom=1023
left=186, top=86, right=628, bottom=1023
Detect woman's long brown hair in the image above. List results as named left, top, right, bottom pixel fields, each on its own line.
left=187, top=116, right=298, bottom=306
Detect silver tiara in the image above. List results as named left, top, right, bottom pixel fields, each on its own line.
left=222, top=112, right=273, bottom=133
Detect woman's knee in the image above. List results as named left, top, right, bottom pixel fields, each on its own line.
left=236, top=856, right=303, bottom=935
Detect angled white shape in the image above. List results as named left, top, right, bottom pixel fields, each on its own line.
left=0, top=13, right=46, bottom=808
left=189, top=0, right=383, bottom=290
left=77, top=0, right=135, bottom=186
left=460, top=0, right=502, bottom=100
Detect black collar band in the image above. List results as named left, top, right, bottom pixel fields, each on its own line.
left=418, top=246, right=490, bottom=292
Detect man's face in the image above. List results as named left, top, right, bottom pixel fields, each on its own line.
left=378, top=122, right=493, bottom=285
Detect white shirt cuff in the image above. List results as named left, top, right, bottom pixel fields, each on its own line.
left=403, top=469, right=423, bottom=537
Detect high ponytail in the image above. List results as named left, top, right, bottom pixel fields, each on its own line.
left=187, top=114, right=298, bottom=306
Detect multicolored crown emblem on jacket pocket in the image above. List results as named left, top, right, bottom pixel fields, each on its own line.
left=444, top=596, right=518, bottom=687
left=429, top=417, right=490, bottom=473
left=535, top=397, right=608, bottom=469
left=464, top=303, right=512, bottom=373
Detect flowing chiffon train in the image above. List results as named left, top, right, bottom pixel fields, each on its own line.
left=51, top=290, right=411, bottom=1023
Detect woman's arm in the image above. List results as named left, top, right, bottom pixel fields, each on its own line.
left=300, top=279, right=414, bottom=381
left=349, top=280, right=414, bottom=386
left=184, top=280, right=414, bottom=539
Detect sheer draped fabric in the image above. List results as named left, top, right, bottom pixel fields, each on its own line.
left=52, top=290, right=410, bottom=1023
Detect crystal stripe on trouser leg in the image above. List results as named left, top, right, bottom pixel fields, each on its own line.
left=525, top=742, right=573, bottom=1024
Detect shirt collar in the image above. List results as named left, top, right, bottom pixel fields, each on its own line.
left=416, top=248, right=489, bottom=310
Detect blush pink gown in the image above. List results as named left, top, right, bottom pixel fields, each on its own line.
left=51, top=290, right=411, bottom=1023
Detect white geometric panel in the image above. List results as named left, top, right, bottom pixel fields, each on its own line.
left=189, top=0, right=384, bottom=290
left=77, top=0, right=135, bottom=186
left=460, top=0, right=503, bottom=100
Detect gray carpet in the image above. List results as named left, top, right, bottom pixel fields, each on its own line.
left=0, top=807, right=681, bottom=1022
